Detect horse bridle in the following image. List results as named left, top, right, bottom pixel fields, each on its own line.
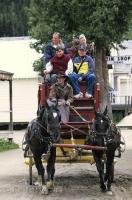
left=35, top=107, right=55, bottom=143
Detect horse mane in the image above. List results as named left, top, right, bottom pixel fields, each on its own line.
left=37, top=106, right=45, bottom=121
left=93, top=108, right=111, bottom=135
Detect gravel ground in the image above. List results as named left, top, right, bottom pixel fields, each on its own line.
left=0, top=129, right=132, bottom=200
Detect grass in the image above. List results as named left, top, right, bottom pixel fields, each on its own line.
left=113, top=111, right=124, bottom=123
left=0, top=138, right=19, bottom=152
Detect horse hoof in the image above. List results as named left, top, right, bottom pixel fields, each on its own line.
left=41, top=185, right=48, bottom=195
left=34, top=181, right=41, bottom=187
left=34, top=175, right=42, bottom=187
left=47, top=180, right=54, bottom=190
left=101, top=185, right=106, bottom=193
left=101, top=188, right=106, bottom=193
left=106, top=190, right=113, bottom=195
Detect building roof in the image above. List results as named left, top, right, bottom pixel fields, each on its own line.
left=0, top=37, right=42, bottom=79
left=117, top=113, right=132, bottom=128
left=0, top=70, right=14, bottom=81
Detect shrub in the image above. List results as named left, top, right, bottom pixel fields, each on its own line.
left=0, top=138, right=19, bottom=152
left=33, top=57, right=44, bottom=76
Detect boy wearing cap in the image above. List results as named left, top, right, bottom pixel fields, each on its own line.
left=68, top=45, right=95, bottom=98
left=49, top=73, right=73, bottom=123
left=79, top=34, right=95, bottom=57
left=43, top=45, right=73, bottom=84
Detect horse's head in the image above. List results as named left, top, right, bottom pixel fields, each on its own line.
left=94, top=107, right=111, bottom=134
left=38, top=99, right=61, bottom=143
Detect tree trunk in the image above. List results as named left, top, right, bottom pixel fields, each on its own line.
left=95, top=46, right=112, bottom=119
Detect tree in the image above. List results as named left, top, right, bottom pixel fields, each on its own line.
left=28, top=0, right=132, bottom=115
left=0, top=0, right=30, bottom=37
left=124, top=17, right=132, bottom=40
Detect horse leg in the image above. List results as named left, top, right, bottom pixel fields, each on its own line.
left=93, top=151, right=106, bottom=192
left=24, top=144, right=29, bottom=157
left=105, top=150, right=115, bottom=192
left=34, top=155, right=48, bottom=194
left=46, top=147, right=56, bottom=190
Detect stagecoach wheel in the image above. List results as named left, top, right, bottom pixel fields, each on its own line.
left=28, top=149, right=33, bottom=185
left=111, top=162, right=114, bottom=182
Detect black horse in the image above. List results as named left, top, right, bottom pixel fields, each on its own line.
left=24, top=101, right=60, bottom=194
left=86, top=107, right=123, bottom=194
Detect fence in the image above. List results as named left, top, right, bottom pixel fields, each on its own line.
left=109, top=91, right=132, bottom=106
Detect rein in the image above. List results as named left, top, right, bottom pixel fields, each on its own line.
left=60, top=105, right=90, bottom=136
left=36, top=120, right=48, bottom=132
left=62, top=122, right=88, bottom=135
left=36, top=106, right=53, bottom=133
left=70, top=105, right=90, bottom=124
left=56, top=85, right=90, bottom=135
left=22, top=120, right=50, bottom=149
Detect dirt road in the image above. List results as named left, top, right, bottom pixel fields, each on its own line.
left=0, top=129, right=132, bottom=200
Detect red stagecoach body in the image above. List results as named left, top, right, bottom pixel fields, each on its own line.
left=38, top=80, right=101, bottom=163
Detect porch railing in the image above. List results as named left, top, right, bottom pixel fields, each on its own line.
left=109, top=92, right=132, bottom=106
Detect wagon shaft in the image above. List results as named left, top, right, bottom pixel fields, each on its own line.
left=53, top=143, right=107, bottom=151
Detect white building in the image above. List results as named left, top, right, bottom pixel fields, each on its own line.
left=0, top=37, right=41, bottom=123
left=108, top=40, right=132, bottom=105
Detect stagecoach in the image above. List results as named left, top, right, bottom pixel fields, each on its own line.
left=23, top=80, right=100, bottom=183
left=24, top=78, right=124, bottom=189
left=37, top=80, right=101, bottom=163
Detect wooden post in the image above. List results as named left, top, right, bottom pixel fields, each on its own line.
left=8, top=79, right=13, bottom=142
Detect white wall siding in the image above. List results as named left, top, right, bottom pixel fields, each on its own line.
left=0, top=37, right=41, bottom=79
left=0, top=78, right=38, bottom=123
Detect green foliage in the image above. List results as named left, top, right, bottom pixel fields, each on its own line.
left=124, top=18, right=132, bottom=40
left=113, top=111, right=124, bottom=123
left=28, top=0, right=132, bottom=77
left=28, top=0, right=132, bottom=48
left=0, top=138, right=19, bottom=152
left=32, top=57, right=44, bottom=75
left=0, top=0, right=30, bottom=37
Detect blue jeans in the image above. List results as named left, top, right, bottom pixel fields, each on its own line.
left=68, top=72, right=95, bottom=95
